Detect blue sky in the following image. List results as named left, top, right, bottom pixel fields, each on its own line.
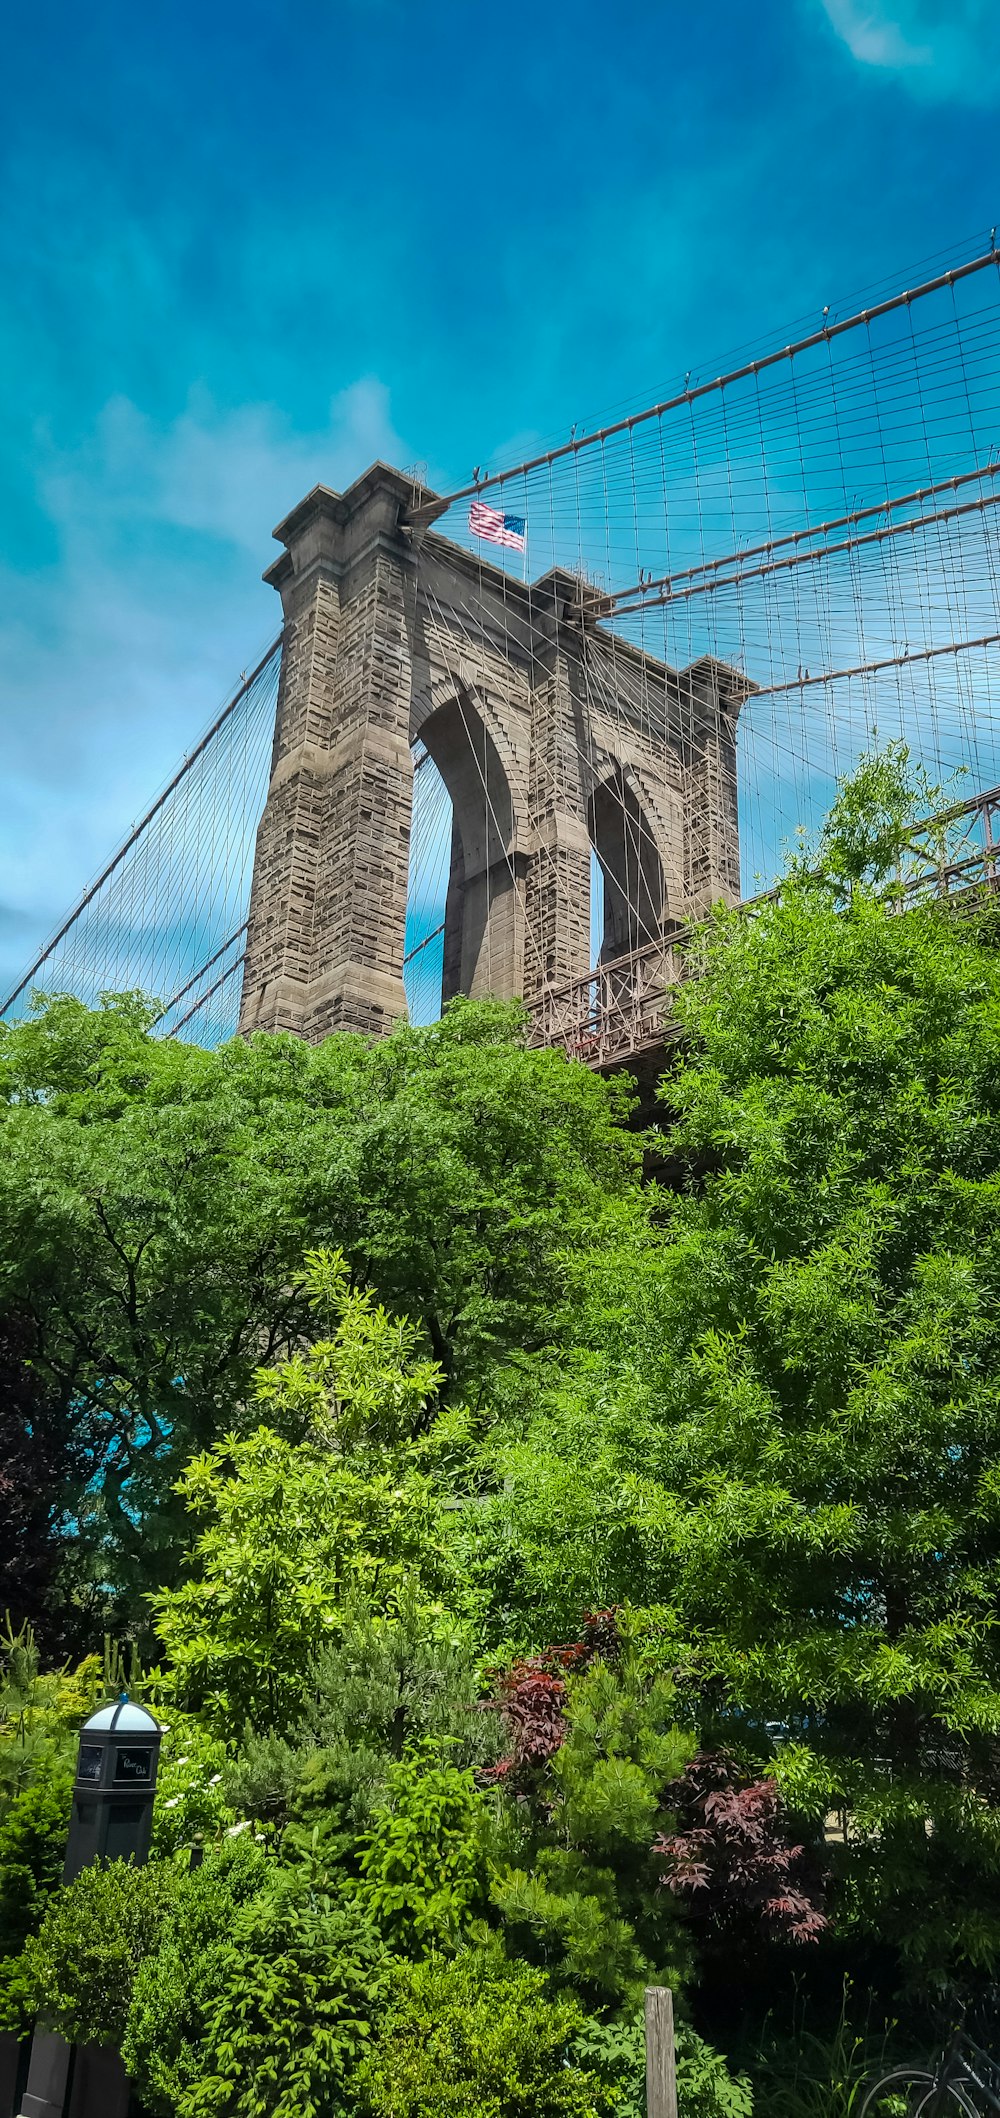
left=3, top=0, right=1000, bottom=998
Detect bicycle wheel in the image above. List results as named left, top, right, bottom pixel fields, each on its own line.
left=912, top=2077, right=982, bottom=2118
left=861, top=2070, right=981, bottom=2118
left=860, top=2069, right=938, bottom=2118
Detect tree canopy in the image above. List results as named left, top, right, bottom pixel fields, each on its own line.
left=476, top=751, right=1000, bottom=1980
left=0, top=995, right=642, bottom=1622
left=4, top=747, right=1000, bottom=2114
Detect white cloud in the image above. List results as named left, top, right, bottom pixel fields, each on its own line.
left=818, top=0, right=1000, bottom=98
left=39, top=378, right=407, bottom=556
left=0, top=381, right=408, bottom=992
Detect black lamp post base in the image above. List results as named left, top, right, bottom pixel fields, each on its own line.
left=18, top=2029, right=70, bottom=2118
left=66, top=2045, right=130, bottom=2118
left=17, top=2033, right=130, bottom=2118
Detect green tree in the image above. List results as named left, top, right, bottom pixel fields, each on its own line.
left=0, top=1311, right=87, bottom=1651
left=462, top=1425, right=679, bottom=1653
left=122, top=1840, right=269, bottom=2117
left=153, top=1429, right=452, bottom=1732
left=359, top=1755, right=485, bottom=1955
left=487, top=1650, right=693, bottom=2009
left=483, top=751, right=1000, bottom=1986
left=227, top=1585, right=495, bottom=1861
left=153, top=1256, right=459, bottom=1730
left=0, top=994, right=641, bottom=1622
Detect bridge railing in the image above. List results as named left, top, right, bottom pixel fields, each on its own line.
left=526, top=782, right=1000, bottom=1069
left=901, top=781, right=1000, bottom=898
left=525, top=937, right=689, bottom=1068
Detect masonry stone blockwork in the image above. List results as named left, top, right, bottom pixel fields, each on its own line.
left=238, top=464, right=750, bottom=1042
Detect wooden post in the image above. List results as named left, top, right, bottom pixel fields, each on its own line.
left=645, top=1985, right=678, bottom=2118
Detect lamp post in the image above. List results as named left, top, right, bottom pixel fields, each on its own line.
left=18, top=1695, right=163, bottom=2118
left=62, top=1695, right=163, bottom=1885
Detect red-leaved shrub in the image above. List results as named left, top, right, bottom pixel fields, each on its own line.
left=482, top=1610, right=621, bottom=1786
left=655, top=1751, right=828, bottom=1945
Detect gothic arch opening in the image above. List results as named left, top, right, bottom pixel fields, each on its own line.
left=404, top=690, right=517, bottom=1021
left=589, top=766, right=664, bottom=965
left=403, top=746, right=453, bottom=1025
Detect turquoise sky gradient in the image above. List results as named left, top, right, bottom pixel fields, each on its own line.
left=3, top=0, right=1000, bottom=995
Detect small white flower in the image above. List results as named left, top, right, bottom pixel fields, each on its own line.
left=176, top=1755, right=190, bottom=1767
left=163, top=1797, right=180, bottom=1810
left=207, top=1773, right=222, bottom=1786
left=225, top=1820, right=252, bottom=1837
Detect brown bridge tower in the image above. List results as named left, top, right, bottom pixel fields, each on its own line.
left=238, top=464, right=750, bottom=1045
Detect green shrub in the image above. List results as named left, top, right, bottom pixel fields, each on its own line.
left=359, top=1756, right=485, bottom=1955
left=487, top=1654, right=692, bottom=2010
left=358, top=1945, right=610, bottom=2118
left=18, top=1857, right=181, bottom=2045
left=0, top=1754, right=72, bottom=2030
left=151, top=1710, right=237, bottom=1855
left=0, top=1623, right=102, bottom=1809
left=226, top=1585, right=495, bottom=1860
left=172, top=1863, right=391, bottom=2118
left=123, top=1840, right=269, bottom=2117
left=0, top=1754, right=71, bottom=1958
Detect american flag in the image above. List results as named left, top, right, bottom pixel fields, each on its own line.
left=468, top=500, right=526, bottom=552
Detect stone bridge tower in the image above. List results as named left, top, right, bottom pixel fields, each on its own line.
left=238, top=463, right=750, bottom=1043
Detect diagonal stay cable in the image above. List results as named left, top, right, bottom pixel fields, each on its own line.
left=169, top=953, right=246, bottom=1035
left=153, top=923, right=250, bottom=1026
left=595, top=458, right=1000, bottom=614
left=0, top=635, right=282, bottom=1018
left=753, top=629, right=1000, bottom=698
left=404, top=249, right=1000, bottom=525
